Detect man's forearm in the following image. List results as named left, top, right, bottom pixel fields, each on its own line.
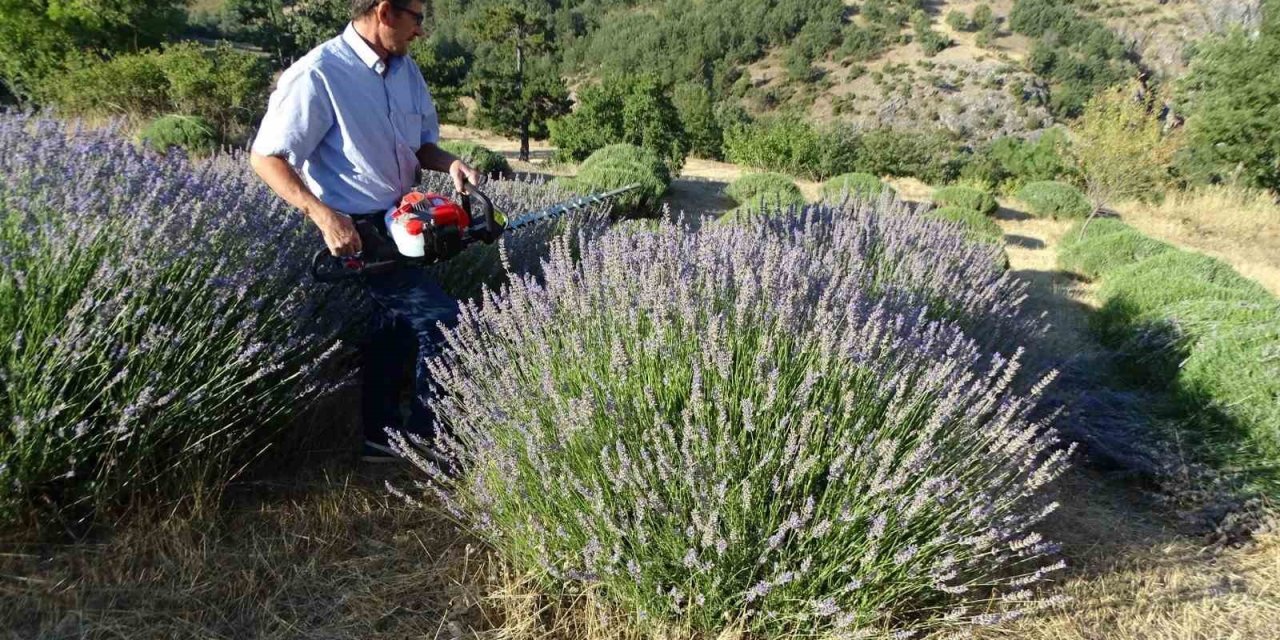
left=416, top=142, right=461, bottom=174
left=249, top=152, right=329, bottom=218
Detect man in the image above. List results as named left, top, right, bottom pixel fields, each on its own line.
left=249, top=0, right=482, bottom=462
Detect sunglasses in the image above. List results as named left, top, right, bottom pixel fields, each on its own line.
left=392, top=4, right=425, bottom=26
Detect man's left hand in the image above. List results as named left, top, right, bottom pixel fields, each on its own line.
left=449, top=159, right=483, bottom=194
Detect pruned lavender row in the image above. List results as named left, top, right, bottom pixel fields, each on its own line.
left=397, top=205, right=1071, bottom=636
left=751, top=193, right=1043, bottom=351
left=0, top=113, right=356, bottom=522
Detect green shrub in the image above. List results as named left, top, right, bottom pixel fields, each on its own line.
left=39, top=51, right=170, bottom=119
left=720, top=172, right=805, bottom=222
left=973, top=4, right=995, bottom=31
left=926, top=206, right=1004, bottom=243
left=724, top=172, right=804, bottom=206
left=438, top=140, right=512, bottom=177
left=1017, top=180, right=1091, bottom=219
left=1174, top=299, right=1280, bottom=461
left=1057, top=220, right=1174, bottom=280
left=855, top=128, right=966, bottom=184
left=946, top=10, right=973, bottom=32
left=1094, top=250, right=1271, bottom=348
left=821, top=172, right=894, bottom=201
left=963, top=130, right=1076, bottom=191
left=156, top=42, right=272, bottom=138
left=38, top=42, right=270, bottom=141
left=137, top=114, right=218, bottom=156
left=722, top=114, right=829, bottom=180
left=913, top=11, right=953, bottom=57
left=838, top=23, right=891, bottom=61
left=555, top=143, right=670, bottom=217
left=932, top=185, right=998, bottom=215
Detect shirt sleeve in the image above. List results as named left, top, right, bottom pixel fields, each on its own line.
left=250, top=67, right=335, bottom=169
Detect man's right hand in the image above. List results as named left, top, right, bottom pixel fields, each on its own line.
left=310, top=206, right=363, bottom=257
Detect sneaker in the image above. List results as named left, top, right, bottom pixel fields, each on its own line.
left=360, top=438, right=399, bottom=463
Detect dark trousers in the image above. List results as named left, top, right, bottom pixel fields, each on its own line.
left=357, top=241, right=461, bottom=447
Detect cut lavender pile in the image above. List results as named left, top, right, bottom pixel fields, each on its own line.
left=398, top=203, right=1070, bottom=636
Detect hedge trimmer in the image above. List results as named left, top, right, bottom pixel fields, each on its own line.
left=310, top=183, right=639, bottom=283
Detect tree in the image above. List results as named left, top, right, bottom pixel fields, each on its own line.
left=466, top=0, right=556, bottom=161
left=548, top=74, right=688, bottom=172
left=1174, top=3, right=1280, bottom=192
left=285, top=0, right=349, bottom=54
left=1071, top=80, right=1180, bottom=231
left=0, top=0, right=185, bottom=100
left=672, top=82, right=723, bottom=160
left=469, top=57, right=570, bottom=155
left=411, top=36, right=472, bottom=125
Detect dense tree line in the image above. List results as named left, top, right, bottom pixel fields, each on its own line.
left=2, top=0, right=1276, bottom=195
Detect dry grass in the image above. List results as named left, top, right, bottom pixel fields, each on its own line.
left=0, top=465, right=491, bottom=639
left=973, top=471, right=1280, bottom=640
left=1113, top=186, right=1280, bottom=296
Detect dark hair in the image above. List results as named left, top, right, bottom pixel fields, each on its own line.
left=350, top=0, right=413, bottom=20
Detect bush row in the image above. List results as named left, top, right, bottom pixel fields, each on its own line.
left=1058, top=220, right=1280, bottom=478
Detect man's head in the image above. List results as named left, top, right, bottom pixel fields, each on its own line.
left=350, top=0, right=426, bottom=58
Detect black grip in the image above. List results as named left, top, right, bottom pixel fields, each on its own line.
left=462, top=185, right=505, bottom=244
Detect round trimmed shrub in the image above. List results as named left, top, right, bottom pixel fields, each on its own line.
left=721, top=172, right=805, bottom=222
left=821, top=172, right=895, bottom=202
left=439, top=140, right=512, bottom=178
left=1094, top=250, right=1271, bottom=349
left=555, top=143, right=671, bottom=217
left=1017, top=181, right=1090, bottom=219
left=925, top=206, right=1004, bottom=243
left=1057, top=220, right=1175, bottom=280
left=138, top=114, right=217, bottom=155
left=932, top=185, right=998, bottom=215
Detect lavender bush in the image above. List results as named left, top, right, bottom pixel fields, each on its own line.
left=754, top=195, right=1042, bottom=351
left=0, top=113, right=351, bottom=523
left=396, top=202, right=1071, bottom=636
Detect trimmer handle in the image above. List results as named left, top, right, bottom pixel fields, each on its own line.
left=310, top=250, right=398, bottom=283
left=461, top=185, right=506, bottom=244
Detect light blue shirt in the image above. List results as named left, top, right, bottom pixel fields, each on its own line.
left=252, top=23, right=441, bottom=214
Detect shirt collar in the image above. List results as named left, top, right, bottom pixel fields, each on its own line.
left=342, top=22, right=391, bottom=75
